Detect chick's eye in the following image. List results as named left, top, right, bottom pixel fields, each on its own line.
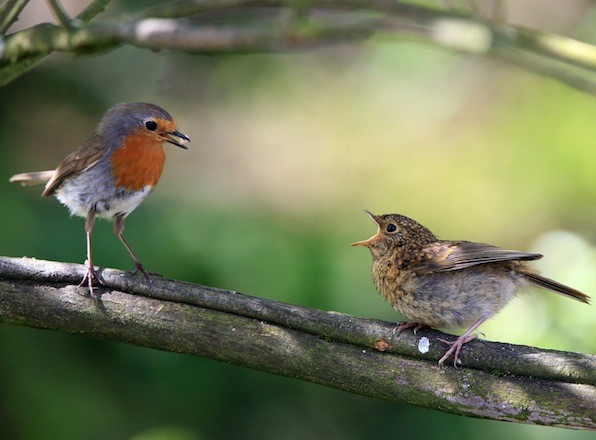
left=386, top=224, right=397, bottom=233
left=145, top=120, right=158, bottom=131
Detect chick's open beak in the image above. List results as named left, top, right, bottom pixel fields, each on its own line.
left=162, top=130, right=190, bottom=149
left=350, top=210, right=381, bottom=247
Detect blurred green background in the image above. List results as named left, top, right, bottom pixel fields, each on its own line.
left=1, top=1, right=595, bottom=439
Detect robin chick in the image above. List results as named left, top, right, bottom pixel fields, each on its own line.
left=10, top=102, right=190, bottom=296
left=352, top=211, right=590, bottom=367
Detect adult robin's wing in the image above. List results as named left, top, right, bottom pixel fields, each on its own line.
left=43, top=134, right=107, bottom=197
left=414, top=241, right=542, bottom=273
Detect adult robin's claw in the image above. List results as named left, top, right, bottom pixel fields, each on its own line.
left=78, top=263, right=105, bottom=298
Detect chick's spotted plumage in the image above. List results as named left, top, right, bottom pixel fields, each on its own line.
left=352, top=211, right=590, bottom=366
left=10, top=102, right=190, bottom=295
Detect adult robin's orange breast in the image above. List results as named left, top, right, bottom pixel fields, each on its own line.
left=110, top=129, right=167, bottom=191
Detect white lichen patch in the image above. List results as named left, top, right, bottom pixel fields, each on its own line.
left=418, top=337, right=430, bottom=354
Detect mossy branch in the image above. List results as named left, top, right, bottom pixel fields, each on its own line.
left=0, top=0, right=594, bottom=92
left=0, top=256, right=594, bottom=430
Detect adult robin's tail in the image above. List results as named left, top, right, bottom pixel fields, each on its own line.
left=9, top=170, right=55, bottom=187
left=522, top=271, right=590, bottom=303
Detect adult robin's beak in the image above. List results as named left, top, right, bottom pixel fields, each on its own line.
left=162, top=130, right=190, bottom=149
left=350, top=210, right=381, bottom=247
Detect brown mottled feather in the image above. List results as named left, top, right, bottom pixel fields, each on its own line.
left=42, top=134, right=107, bottom=197
left=413, top=241, right=588, bottom=303
left=521, top=271, right=590, bottom=303
left=415, top=241, right=542, bottom=273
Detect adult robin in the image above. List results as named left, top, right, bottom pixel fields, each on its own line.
left=10, top=102, right=190, bottom=296
left=352, top=211, right=590, bottom=367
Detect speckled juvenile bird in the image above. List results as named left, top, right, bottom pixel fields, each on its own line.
left=352, top=211, right=590, bottom=367
left=10, top=102, right=190, bottom=296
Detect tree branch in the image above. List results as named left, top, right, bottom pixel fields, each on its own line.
left=0, top=256, right=594, bottom=429
left=0, top=0, right=111, bottom=87
left=0, top=1, right=594, bottom=93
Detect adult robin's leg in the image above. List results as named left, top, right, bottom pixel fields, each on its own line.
left=79, top=207, right=105, bottom=296
left=113, top=214, right=157, bottom=280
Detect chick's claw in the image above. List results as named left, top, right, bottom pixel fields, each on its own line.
left=400, top=322, right=429, bottom=334
left=438, top=332, right=480, bottom=367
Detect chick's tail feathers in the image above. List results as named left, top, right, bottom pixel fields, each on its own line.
left=9, top=170, right=55, bottom=187
left=522, top=271, right=590, bottom=304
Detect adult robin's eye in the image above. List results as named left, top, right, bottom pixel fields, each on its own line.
left=386, top=224, right=397, bottom=233
left=145, top=120, right=158, bottom=131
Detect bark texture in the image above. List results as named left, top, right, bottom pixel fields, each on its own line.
left=0, top=256, right=594, bottom=430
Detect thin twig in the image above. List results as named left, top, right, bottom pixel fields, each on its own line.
left=514, top=26, right=596, bottom=72
left=46, top=0, right=72, bottom=28
left=0, top=0, right=111, bottom=86
left=76, top=0, right=112, bottom=23
left=0, top=0, right=29, bottom=34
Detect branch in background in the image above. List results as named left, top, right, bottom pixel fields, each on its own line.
left=0, top=0, right=29, bottom=34
left=515, top=26, right=596, bottom=72
left=46, top=0, right=71, bottom=28
left=0, top=1, right=594, bottom=93
left=0, top=256, right=594, bottom=429
left=136, top=0, right=596, bottom=80
left=75, top=0, right=112, bottom=23
left=0, top=0, right=112, bottom=86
